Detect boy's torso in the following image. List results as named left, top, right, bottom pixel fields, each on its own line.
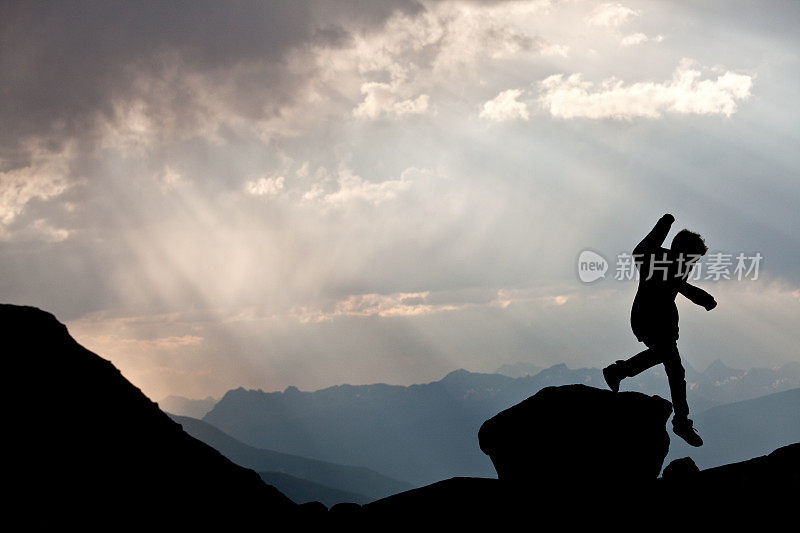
left=631, top=246, right=684, bottom=343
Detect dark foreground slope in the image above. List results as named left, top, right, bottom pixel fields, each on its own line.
left=4, top=304, right=296, bottom=528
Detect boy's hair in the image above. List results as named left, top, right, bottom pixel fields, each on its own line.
left=671, top=229, right=708, bottom=257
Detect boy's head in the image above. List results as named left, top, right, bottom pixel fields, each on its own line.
left=671, top=229, right=708, bottom=261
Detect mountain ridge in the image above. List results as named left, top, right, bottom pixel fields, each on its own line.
left=211, top=357, right=799, bottom=412
left=160, top=395, right=217, bottom=418
left=205, top=362, right=800, bottom=486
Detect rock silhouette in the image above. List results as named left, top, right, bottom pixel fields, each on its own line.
left=361, top=442, right=799, bottom=527
left=4, top=304, right=296, bottom=528
left=479, top=384, right=672, bottom=486
left=655, top=444, right=800, bottom=523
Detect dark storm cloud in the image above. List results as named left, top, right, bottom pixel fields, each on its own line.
left=0, top=0, right=423, bottom=160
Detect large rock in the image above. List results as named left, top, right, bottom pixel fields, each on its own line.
left=478, top=384, right=672, bottom=486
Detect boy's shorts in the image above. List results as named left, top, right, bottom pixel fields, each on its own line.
left=633, top=323, right=679, bottom=348
left=631, top=312, right=679, bottom=347
left=638, top=334, right=678, bottom=350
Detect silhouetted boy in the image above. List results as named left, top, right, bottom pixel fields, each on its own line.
left=603, top=214, right=716, bottom=447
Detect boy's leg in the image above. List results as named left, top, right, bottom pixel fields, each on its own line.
left=660, top=343, right=689, bottom=421
left=619, top=346, right=664, bottom=378
left=603, top=345, right=662, bottom=392
left=661, top=343, right=703, bottom=446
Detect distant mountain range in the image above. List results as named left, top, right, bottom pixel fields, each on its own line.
left=494, top=361, right=542, bottom=378
left=169, top=414, right=412, bottom=505
left=204, top=361, right=800, bottom=486
left=160, top=395, right=217, bottom=418
left=628, top=358, right=800, bottom=412
left=666, top=387, right=800, bottom=469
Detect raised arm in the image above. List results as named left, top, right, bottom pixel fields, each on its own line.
left=633, top=213, right=674, bottom=256
left=678, top=281, right=717, bottom=310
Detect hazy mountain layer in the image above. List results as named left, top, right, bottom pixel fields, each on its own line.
left=160, top=395, right=217, bottom=418
left=205, top=361, right=800, bottom=486
left=257, top=472, right=370, bottom=507
left=666, top=387, right=800, bottom=469
left=170, top=414, right=412, bottom=501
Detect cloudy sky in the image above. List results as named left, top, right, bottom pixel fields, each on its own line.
left=2, top=0, right=798, bottom=401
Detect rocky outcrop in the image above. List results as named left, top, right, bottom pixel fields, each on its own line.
left=478, top=384, right=673, bottom=486
left=362, top=442, right=800, bottom=527
left=658, top=443, right=800, bottom=506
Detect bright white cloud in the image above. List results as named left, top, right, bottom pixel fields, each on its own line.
left=480, top=89, right=530, bottom=122
left=620, top=32, right=663, bottom=46
left=318, top=169, right=412, bottom=206
left=90, top=333, right=203, bottom=352
left=587, top=3, right=639, bottom=27
left=291, top=285, right=572, bottom=323
left=540, top=43, right=571, bottom=57
left=426, top=1, right=559, bottom=69
left=0, top=142, right=73, bottom=240
left=538, top=59, right=753, bottom=119
left=322, top=0, right=565, bottom=125
left=24, top=219, right=71, bottom=243
left=292, top=291, right=464, bottom=322
left=0, top=167, right=70, bottom=226
left=245, top=176, right=285, bottom=197
left=353, top=82, right=429, bottom=119
left=155, top=166, right=186, bottom=192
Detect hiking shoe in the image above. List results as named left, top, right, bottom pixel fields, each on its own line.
left=603, top=361, right=625, bottom=393
left=673, top=419, right=704, bottom=447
